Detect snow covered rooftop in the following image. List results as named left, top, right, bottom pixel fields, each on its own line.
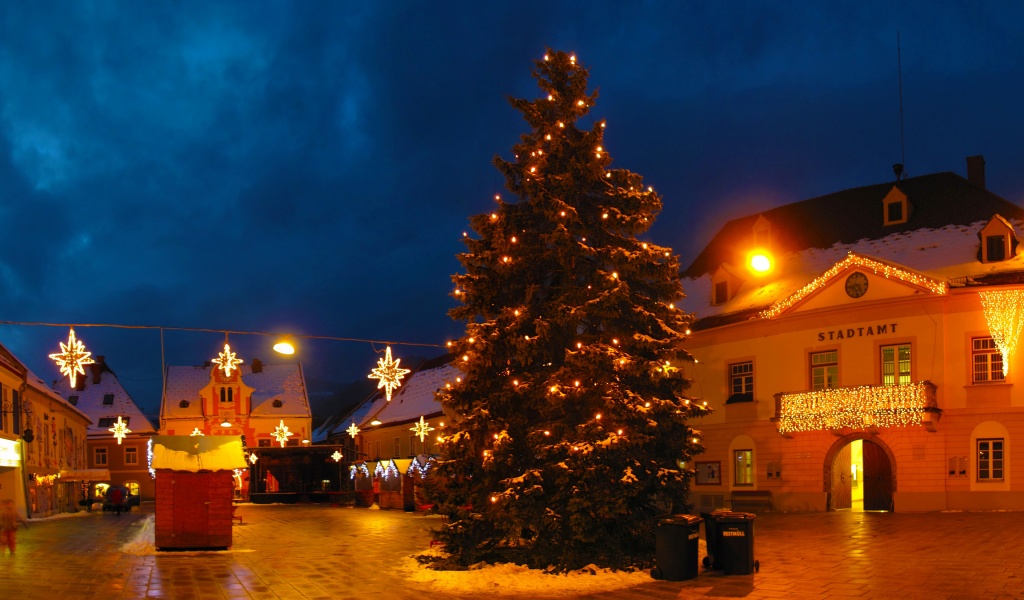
left=162, top=363, right=310, bottom=419
left=681, top=218, right=1024, bottom=324
left=358, top=361, right=457, bottom=428
left=52, top=361, right=154, bottom=435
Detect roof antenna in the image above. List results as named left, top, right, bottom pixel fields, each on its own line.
left=893, top=30, right=907, bottom=182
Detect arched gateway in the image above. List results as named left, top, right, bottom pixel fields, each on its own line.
left=824, top=434, right=896, bottom=512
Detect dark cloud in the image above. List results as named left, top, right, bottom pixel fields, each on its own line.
left=1, top=1, right=1023, bottom=414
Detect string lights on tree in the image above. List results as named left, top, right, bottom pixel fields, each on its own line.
left=368, top=345, right=411, bottom=401
left=429, top=49, right=700, bottom=571
left=979, top=289, right=1024, bottom=376
left=49, top=328, right=95, bottom=388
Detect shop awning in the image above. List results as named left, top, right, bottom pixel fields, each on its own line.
left=59, top=468, right=111, bottom=481
left=151, top=435, right=248, bottom=472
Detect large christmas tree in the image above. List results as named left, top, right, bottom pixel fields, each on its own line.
left=432, top=50, right=705, bottom=570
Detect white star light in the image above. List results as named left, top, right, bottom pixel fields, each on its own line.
left=109, top=416, right=131, bottom=445
left=368, top=346, right=411, bottom=401
left=346, top=422, right=361, bottom=438
left=212, top=343, right=243, bottom=377
left=249, top=452, right=258, bottom=464
left=331, top=450, right=343, bottom=462
left=410, top=416, right=435, bottom=443
left=272, top=420, right=293, bottom=447
left=49, top=328, right=96, bottom=388
left=190, top=428, right=205, bottom=437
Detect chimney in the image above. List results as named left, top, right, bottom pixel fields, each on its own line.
left=967, top=155, right=986, bottom=189
left=91, top=356, right=105, bottom=384
left=251, top=358, right=263, bottom=373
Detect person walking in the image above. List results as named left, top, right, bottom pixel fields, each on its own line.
left=1, top=498, right=28, bottom=555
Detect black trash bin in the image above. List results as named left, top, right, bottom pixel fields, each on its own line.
left=717, top=512, right=758, bottom=575
left=700, top=510, right=729, bottom=570
left=651, top=514, right=702, bottom=581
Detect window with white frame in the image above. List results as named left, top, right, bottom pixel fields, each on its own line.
left=95, top=447, right=108, bottom=466
left=881, top=344, right=912, bottom=385
left=972, top=337, right=1004, bottom=383
left=124, top=446, right=138, bottom=465
left=811, top=350, right=839, bottom=390
left=977, top=438, right=1004, bottom=481
left=733, top=449, right=753, bottom=486
left=728, top=361, right=754, bottom=402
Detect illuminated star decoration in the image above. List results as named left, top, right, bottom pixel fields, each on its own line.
left=272, top=420, right=293, bottom=447
left=49, top=328, right=96, bottom=388
left=346, top=422, right=361, bottom=438
left=190, top=428, right=205, bottom=437
left=212, top=343, right=243, bottom=377
left=410, top=416, right=435, bottom=443
left=331, top=450, right=343, bottom=462
left=368, top=346, right=411, bottom=401
left=249, top=452, right=258, bottom=464
left=109, top=416, right=131, bottom=445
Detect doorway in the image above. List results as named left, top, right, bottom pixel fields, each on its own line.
left=828, top=437, right=893, bottom=512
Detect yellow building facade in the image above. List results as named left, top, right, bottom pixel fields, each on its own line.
left=681, top=163, right=1024, bottom=512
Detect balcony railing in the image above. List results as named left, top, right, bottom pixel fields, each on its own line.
left=774, top=381, right=939, bottom=434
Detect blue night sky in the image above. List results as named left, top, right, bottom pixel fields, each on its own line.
left=1, top=2, right=1022, bottom=415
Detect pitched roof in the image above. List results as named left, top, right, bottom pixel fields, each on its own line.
left=161, top=363, right=310, bottom=420
left=52, top=360, right=154, bottom=435
left=684, top=172, right=1024, bottom=278
left=358, top=358, right=456, bottom=429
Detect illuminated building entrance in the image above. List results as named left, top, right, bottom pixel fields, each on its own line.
left=826, top=435, right=894, bottom=512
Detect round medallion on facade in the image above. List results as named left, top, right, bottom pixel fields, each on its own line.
left=845, top=272, right=868, bottom=298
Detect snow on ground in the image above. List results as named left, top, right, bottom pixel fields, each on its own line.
left=404, top=541, right=708, bottom=597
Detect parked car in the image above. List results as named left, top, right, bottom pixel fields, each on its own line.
left=103, top=485, right=132, bottom=514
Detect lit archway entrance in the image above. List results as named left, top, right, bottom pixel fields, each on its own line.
left=825, top=434, right=894, bottom=512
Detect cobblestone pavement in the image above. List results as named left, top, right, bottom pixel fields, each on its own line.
left=1, top=503, right=1022, bottom=599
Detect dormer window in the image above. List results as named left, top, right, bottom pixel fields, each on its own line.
left=882, top=186, right=910, bottom=226
left=68, top=395, right=79, bottom=406
left=711, top=264, right=745, bottom=306
left=219, top=387, right=234, bottom=403
left=102, top=394, right=114, bottom=406
left=979, top=215, right=1017, bottom=263
left=752, top=215, right=772, bottom=247
left=272, top=399, right=283, bottom=408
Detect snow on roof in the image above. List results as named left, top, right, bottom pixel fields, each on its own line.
left=312, top=395, right=377, bottom=443
left=150, top=435, right=247, bottom=472
left=53, top=366, right=154, bottom=435
left=162, top=363, right=310, bottom=420
left=681, top=219, right=1024, bottom=320
left=358, top=362, right=457, bottom=428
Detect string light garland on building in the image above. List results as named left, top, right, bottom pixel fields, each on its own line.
left=407, top=455, right=434, bottom=478
left=109, top=416, right=131, bottom=444
left=374, top=459, right=400, bottom=480
left=148, top=438, right=156, bottom=478
left=760, top=253, right=948, bottom=319
left=212, top=343, right=243, bottom=377
left=368, top=345, right=411, bottom=401
left=777, top=381, right=937, bottom=434
left=49, top=328, right=95, bottom=388
left=979, top=289, right=1024, bottom=376
left=349, top=463, right=370, bottom=480
left=272, top=420, right=293, bottom=447
left=410, top=416, right=435, bottom=442
left=346, top=422, right=361, bottom=438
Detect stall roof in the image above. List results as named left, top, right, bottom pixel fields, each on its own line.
left=150, top=435, right=247, bottom=472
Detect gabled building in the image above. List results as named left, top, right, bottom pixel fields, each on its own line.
left=53, top=356, right=157, bottom=502
left=0, top=340, right=91, bottom=519
left=342, top=354, right=456, bottom=509
left=159, top=357, right=312, bottom=446
left=680, top=157, right=1024, bottom=512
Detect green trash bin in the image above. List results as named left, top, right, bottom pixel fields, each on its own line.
left=651, top=514, right=702, bottom=581
left=717, top=512, right=758, bottom=575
